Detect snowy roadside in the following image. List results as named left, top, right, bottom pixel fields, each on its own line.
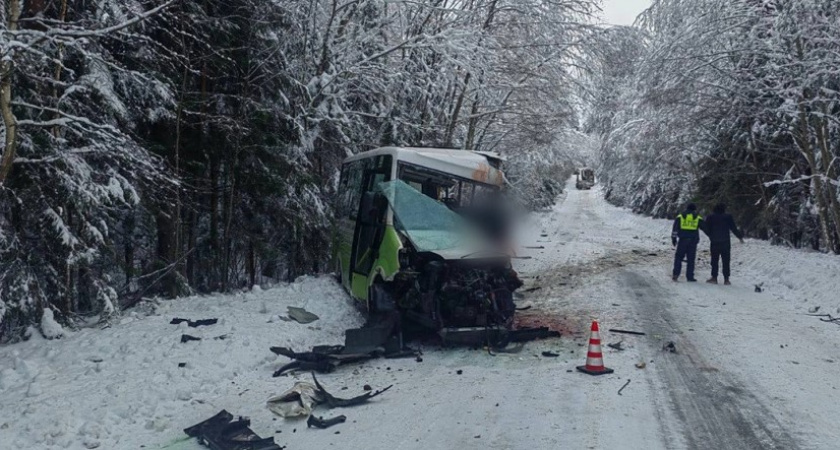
left=0, top=276, right=365, bottom=449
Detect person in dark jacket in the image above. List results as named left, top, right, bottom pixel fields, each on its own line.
left=672, top=203, right=704, bottom=282
left=701, top=203, right=744, bottom=285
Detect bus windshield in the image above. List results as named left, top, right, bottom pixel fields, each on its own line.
left=376, top=180, right=481, bottom=252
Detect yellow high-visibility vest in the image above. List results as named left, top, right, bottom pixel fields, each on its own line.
left=678, top=213, right=702, bottom=231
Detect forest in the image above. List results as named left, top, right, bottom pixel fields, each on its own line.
left=1, top=0, right=838, bottom=340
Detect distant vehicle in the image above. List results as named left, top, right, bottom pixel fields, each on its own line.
left=576, top=167, right=595, bottom=190
left=334, top=147, right=523, bottom=345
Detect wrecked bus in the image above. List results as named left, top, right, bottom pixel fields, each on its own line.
left=334, top=147, right=523, bottom=344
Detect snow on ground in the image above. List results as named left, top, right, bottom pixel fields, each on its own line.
left=0, top=276, right=364, bottom=449
left=3, top=178, right=840, bottom=450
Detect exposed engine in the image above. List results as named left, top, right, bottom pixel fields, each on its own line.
left=393, top=254, right=523, bottom=330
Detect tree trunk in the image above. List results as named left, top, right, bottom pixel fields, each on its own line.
left=51, top=0, right=69, bottom=138
left=0, top=0, right=22, bottom=184
left=444, top=72, right=471, bottom=147
left=247, top=241, right=256, bottom=288
left=210, top=156, right=220, bottom=285
left=123, top=212, right=136, bottom=290
left=796, top=102, right=833, bottom=251
left=814, top=107, right=840, bottom=253
left=464, top=98, right=480, bottom=150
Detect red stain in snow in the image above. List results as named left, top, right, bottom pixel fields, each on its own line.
left=514, top=311, right=589, bottom=338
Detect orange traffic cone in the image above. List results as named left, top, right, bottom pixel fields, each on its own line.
left=577, top=320, right=614, bottom=375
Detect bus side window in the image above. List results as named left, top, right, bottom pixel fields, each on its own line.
left=339, top=161, right=365, bottom=220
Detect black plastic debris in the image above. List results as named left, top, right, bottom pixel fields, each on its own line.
left=171, top=318, right=218, bottom=327
left=181, top=334, right=202, bottom=343
left=307, top=415, right=346, bottom=429
left=608, top=329, right=646, bottom=336
left=270, top=345, right=381, bottom=377
left=312, top=373, right=392, bottom=408
left=541, top=351, right=560, bottom=357
left=184, top=410, right=282, bottom=450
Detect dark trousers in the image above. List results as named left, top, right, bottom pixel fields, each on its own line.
left=710, top=241, right=732, bottom=279
left=673, top=238, right=698, bottom=279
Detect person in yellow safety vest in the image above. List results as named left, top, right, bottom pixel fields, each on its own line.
left=671, top=203, right=705, bottom=282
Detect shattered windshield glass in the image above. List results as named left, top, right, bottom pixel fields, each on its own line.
left=377, top=180, right=480, bottom=252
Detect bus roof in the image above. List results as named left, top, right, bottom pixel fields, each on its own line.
left=343, top=147, right=506, bottom=187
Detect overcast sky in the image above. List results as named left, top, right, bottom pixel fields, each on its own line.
left=600, top=0, right=652, bottom=26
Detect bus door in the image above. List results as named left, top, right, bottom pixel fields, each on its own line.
left=349, top=155, right=392, bottom=296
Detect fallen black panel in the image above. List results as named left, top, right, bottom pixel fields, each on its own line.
left=184, top=410, right=282, bottom=450
left=270, top=346, right=381, bottom=377
left=171, top=318, right=219, bottom=327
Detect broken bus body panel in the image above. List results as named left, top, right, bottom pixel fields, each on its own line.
left=334, top=147, right=522, bottom=344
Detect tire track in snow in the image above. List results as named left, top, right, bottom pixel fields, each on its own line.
left=622, top=270, right=800, bottom=450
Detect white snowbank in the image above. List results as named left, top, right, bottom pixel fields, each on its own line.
left=41, top=308, right=64, bottom=339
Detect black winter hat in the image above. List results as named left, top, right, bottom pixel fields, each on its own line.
left=687, top=203, right=697, bottom=212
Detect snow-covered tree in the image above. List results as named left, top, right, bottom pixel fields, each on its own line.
left=0, top=0, right=179, bottom=339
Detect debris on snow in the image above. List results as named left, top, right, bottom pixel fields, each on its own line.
left=270, top=345, right=381, bottom=377
left=170, top=318, right=218, bottom=327
left=663, top=342, right=677, bottom=353
left=609, top=329, right=646, bottom=336
left=180, top=334, right=201, bottom=343
left=184, top=410, right=282, bottom=450
left=307, top=414, right=346, bottom=429
left=267, top=373, right=391, bottom=419
left=805, top=313, right=840, bottom=326
left=266, top=381, right=321, bottom=418
left=286, top=306, right=320, bottom=324
left=618, top=379, right=631, bottom=396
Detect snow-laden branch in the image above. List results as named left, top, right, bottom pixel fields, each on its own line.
left=764, top=175, right=840, bottom=188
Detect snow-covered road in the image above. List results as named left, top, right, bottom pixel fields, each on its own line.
left=3, top=179, right=840, bottom=449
